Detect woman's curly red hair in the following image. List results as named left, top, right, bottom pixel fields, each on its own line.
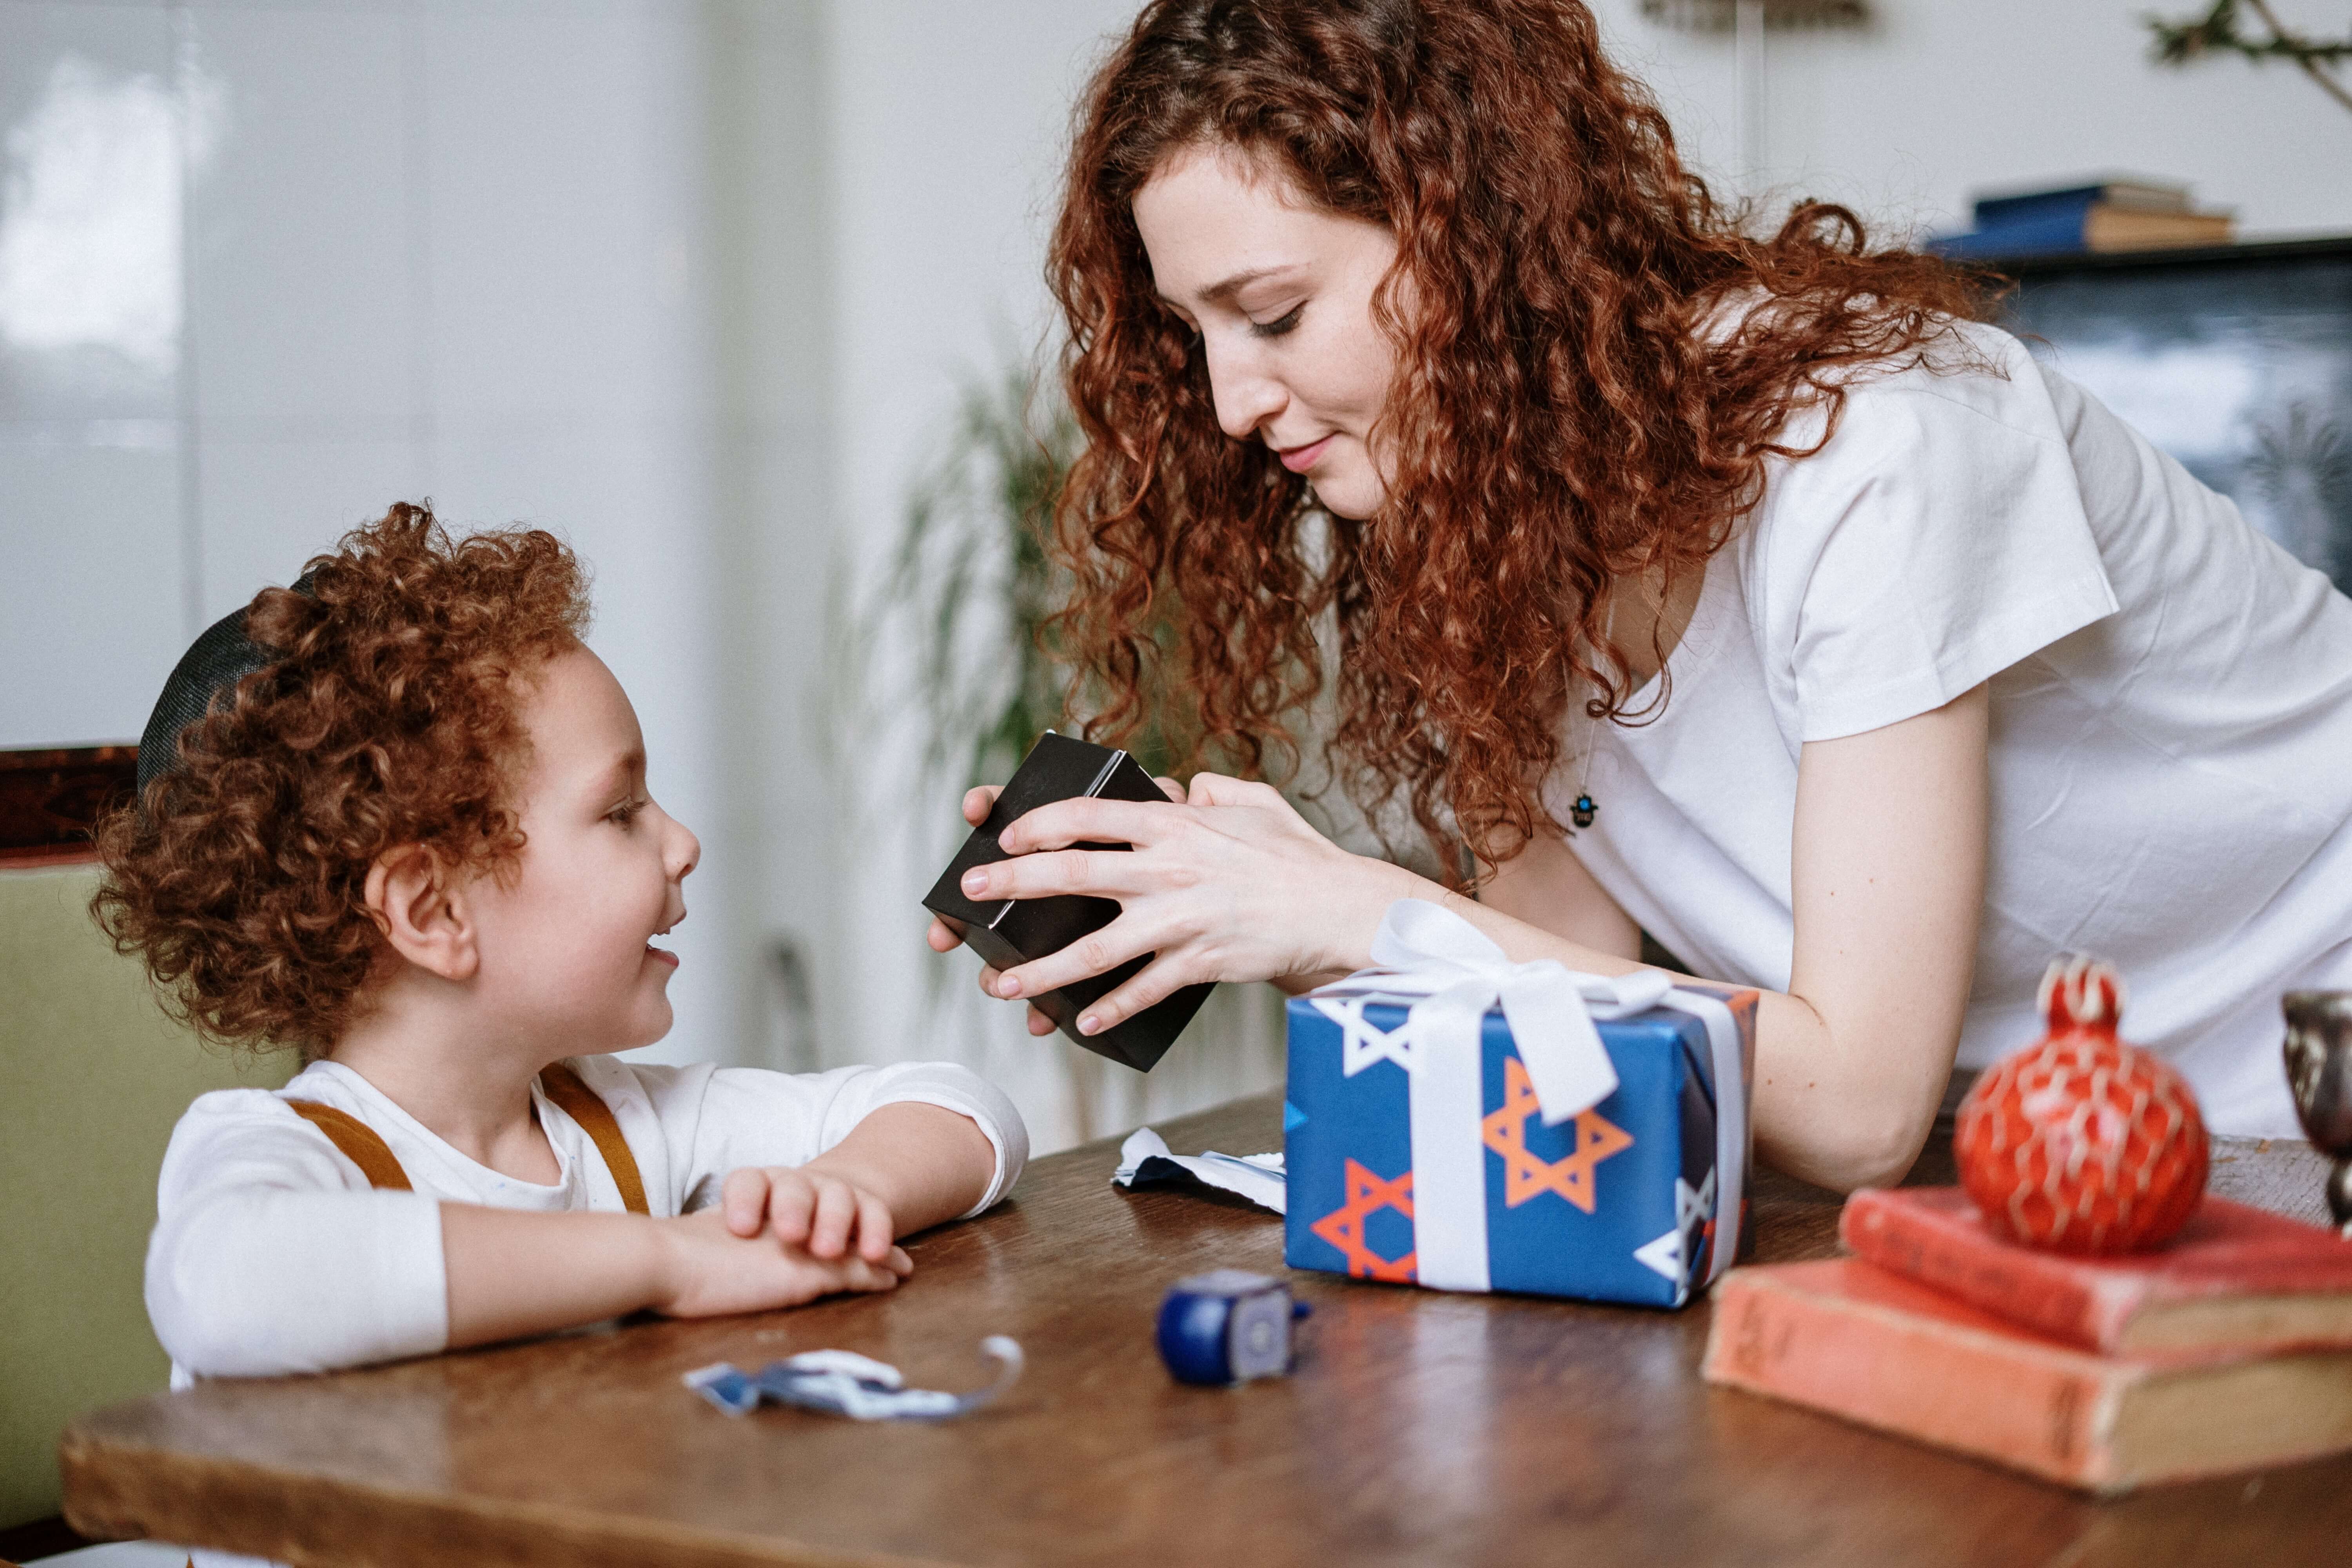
left=1048, top=0, right=1995, bottom=873
left=93, top=503, right=590, bottom=1056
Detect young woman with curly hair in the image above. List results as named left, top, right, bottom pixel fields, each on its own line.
left=102, top=505, right=1023, bottom=1391
left=932, top=0, right=2352, bottom=1188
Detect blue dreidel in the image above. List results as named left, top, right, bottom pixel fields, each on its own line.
left=1156, top=1270, right=1310, bottom=1385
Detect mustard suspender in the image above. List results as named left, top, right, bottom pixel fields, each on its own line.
left=285, top=1061, right=650, bottom=1214
left=287, top=1100, right=413, bottom=1191
left=537, top=1061, right=652, bottom=1216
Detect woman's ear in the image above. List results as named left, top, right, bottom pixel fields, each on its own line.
left=364, top=845, right=480, bottom=982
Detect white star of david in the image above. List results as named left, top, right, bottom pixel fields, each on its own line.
left=1311, top=995, right=1419, bottom=1077
left=1633, top=1171, right=1721, bottom=1290
left=1674, top=1167, right=1717, bottom=1242
left=1633, top=1229, right=1684, bottom=1281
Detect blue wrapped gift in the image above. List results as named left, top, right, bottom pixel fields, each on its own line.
left=1283, top=900, right=1756, bottom=1308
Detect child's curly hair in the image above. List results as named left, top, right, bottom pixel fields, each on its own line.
left=93, top=503, right=590, bottom=1056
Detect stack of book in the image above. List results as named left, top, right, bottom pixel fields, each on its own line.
left=1702, top=1188, right=2352, bottom=1493
left=1931, top=178, right=2235, bottom=261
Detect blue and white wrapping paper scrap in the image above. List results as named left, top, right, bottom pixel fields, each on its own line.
left=1283, top=899, right=1753, bottom=1307
left=1112, top=1125, right=1287, bottom=1213
left=684, top=1337, right=1024, bottom=1421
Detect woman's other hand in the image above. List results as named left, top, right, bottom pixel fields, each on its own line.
left=945, top=771, right=1425, bottom=1038
left=925, top=782, right=1055, bottom=1035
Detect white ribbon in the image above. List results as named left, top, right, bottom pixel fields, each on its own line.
left=1309, top=898, right=1749, bottom=1294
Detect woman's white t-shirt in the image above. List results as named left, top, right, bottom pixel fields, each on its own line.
left=1554, top=321, right=2352, bottom=1137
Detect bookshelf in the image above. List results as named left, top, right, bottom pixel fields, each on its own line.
left=1974, top=233, right=2352, bottom=278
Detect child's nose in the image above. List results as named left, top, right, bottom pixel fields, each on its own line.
left=668, top=818, right=701, bottom=882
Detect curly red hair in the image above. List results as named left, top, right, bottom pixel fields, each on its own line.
left=93, top=503, right=590, bottom=1055
left=1048, top=0, right=1994, bottom=873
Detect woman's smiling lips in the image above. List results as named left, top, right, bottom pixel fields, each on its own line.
left=1276, top=434, right=1334, bottom=473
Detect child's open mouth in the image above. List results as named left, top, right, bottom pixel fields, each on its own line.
left=646, top=944, right=679, bottom=967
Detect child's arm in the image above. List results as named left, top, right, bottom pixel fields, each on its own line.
left=716, top=1102, right=998, bottom=1264
left=449, top=1094, right=999, bottom=1350
left=148, top=1090, right=916, bottom=1379
left=643, top=1057, right=1030, bottom=1264
left=440, top=1204, right=909, bottom=1350
left=448, top=1092, right=996, bottom=1348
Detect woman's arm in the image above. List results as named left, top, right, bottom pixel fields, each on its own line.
left=1771, top=683, right=1987, bottom=1186
left=1475, top=826, right=1642, bottom=962
left=1458, top=690, right=1987, bottom=1187
left=947, top=687, right=1989, bottom=1192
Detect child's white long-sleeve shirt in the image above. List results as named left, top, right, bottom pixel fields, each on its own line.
left=146, top=1052, right=1028, bottom=1381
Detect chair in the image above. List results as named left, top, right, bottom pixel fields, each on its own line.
left=0, top=856, right=290, bottom=1538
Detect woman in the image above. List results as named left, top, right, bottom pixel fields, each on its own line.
left=929, top=0, right=2352, bottom=1188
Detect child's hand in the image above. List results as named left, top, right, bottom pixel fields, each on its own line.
left=720, top=1165, right=899, bottom=1264
left=651, top=1207, right=911, bottom=1319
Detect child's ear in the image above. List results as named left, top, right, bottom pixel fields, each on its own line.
left=365, top=845, right=479, bottom=982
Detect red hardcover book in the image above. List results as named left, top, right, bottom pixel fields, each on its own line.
left=1702, top=1259, right=2352, bottom=1494
left=1839, top=1187, right=2352, bottom=1356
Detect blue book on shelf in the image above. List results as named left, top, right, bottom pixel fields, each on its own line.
left=1972, top=180, right=2183, bottom=229
left=1928, top=210, right=2092, bottom=261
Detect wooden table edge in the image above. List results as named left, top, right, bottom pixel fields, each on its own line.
left=57, top=1424, right=950, bottom=1568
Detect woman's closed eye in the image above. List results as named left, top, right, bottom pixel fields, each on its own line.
left=1249, top=303, right=1304, bottom=339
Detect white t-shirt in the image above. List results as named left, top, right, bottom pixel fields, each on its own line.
left=1553, top=321, right=2352, bottom=1138
left=147, top=1053, right=1029, bottom=1381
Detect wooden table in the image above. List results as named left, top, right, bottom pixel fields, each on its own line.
left=60, top=1094, right=2352, bottom=1567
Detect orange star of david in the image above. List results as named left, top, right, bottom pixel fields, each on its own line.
left=1309, top=1158, right=1418, bottom=1282
left=1481, top=1056, right=1634, bottom=1213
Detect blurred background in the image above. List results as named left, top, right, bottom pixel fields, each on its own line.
left=3, top=0, right=2350, bottom=1161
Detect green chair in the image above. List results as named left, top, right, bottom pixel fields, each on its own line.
left=0, top=862, right=291, bottom=1534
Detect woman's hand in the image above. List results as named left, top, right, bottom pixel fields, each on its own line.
left=926, top=771, right=1427, bottom=1038
left=926, top=782, right=1049, bottom=1034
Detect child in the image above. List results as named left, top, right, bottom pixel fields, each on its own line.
left=100, top=503, right=1026, bottom=1383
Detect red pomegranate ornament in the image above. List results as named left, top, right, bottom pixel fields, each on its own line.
left=1954, top=956, right=2208, bottom=1254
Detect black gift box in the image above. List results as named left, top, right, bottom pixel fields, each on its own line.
left=922, top=733, right=1213, bottom=1071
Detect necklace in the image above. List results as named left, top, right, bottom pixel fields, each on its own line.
left=1567, top=714, right=1598, bottom=830
left=1567, top=590, right=1619, bottom=833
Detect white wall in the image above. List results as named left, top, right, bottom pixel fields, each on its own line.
left=699, top=0, right=836, bottom=1081
left=1590, top=0, right=2352, bottom=237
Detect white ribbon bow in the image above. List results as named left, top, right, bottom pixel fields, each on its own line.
left=1310, top=898, right=1748, bottom=1296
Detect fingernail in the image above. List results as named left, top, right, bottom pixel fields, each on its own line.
left=1078, top=1014, right=1099, bottom=1035
left=961, top=869, right=985, bottom=893
left=998, top=975, right=1022, bottom=998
